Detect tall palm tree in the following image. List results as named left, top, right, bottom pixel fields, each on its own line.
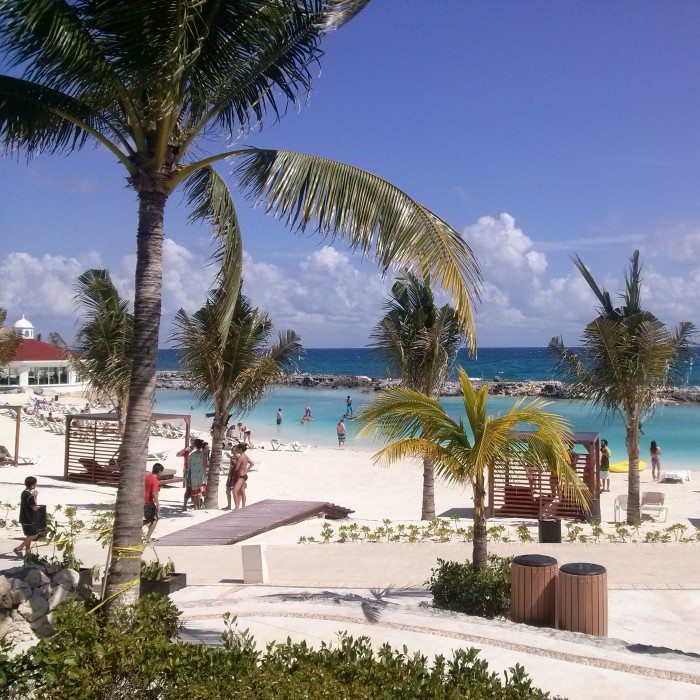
left=0, top=1, right=481, bottom=609
left=73, top=269, right=133, bottom=431
left=0, top=307, right=22, bottom=369
left=549, top=251, right=695, bottom=523
left=358, top=369, right=587, bottom=568
left=174, top=289, right=301, bottom=509
left=369, top=272, right=464, bottom=520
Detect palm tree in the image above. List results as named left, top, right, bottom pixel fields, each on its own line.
left=174, top=289, right=301, bottom=509
left=0, top=307, right=22, bottom=369
left=0, top=1, right=481, bottom=609
left=549, top=251, right=695, bottom=523
left=357, top=369, right=586, bottom=568
left=73, top=270, right=134, bottom=431
left=369, top=272, right=464, bottom=520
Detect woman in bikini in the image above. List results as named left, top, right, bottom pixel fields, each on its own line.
left=232, top=444, right=254, bottom=509
left=650, top=440, right=662, bottom=482
left=223, top=450, right=239, bottom=510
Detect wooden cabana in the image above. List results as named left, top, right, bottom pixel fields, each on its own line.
left=64, top=412, right=191, bottom=484
left=0, top=404, right=21, bottom=466
left=487, top=431, right=600, bottom=522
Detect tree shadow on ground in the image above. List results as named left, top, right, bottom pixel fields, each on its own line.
left=438, top=507, right=474, bottom=518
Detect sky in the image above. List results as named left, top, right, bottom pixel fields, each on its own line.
left=1, top=1, right=699, bottom=348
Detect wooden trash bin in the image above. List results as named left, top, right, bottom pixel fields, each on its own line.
left=510, top=554, right=558, bottom=627
left=557, top=562, right=607, bottom=636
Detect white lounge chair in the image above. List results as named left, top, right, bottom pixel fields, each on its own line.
left=660, top=470, right=691, bottom=483
left=147, top=450, right=169, bottom=462
left=270, top=439, right=309, bottom=453
left=641, top=492, right=668, bottom=522
left=614, top=495, right=628, bottom=523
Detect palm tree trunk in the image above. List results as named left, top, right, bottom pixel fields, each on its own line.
left=421, top=456, right=436, bottom=520
left=206, top=414, right=226, bottom=509
left=104, top=190, right=167, bottom=612
left=626, top=417, right=641, bottom=524
left=472, top=469, right=488, bottom=569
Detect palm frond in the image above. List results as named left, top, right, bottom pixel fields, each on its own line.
left=184, top=166, right=242, bottom=342
left=235, top=148, right=481, bottom=347
left=0, top=305, right=22, bottom=367
left=0, top=75, right=111, bottom=155
left=572, top=254, right=617, bottom=318
left=622, top=250, right=641, bottom=315
left=319, top=0, right=371, bottom=32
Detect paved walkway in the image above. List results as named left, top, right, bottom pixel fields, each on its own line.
left=172, top=584, right=700, bottom=700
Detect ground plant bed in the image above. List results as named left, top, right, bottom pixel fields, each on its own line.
left=140, top=572, right=187, bottom=596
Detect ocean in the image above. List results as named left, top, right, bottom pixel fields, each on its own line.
left=157, top=347, right=700, bottom=384
left=154, top=348, right=700, bottom=469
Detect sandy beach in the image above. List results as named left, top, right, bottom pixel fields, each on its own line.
left=1, top=392, right=698, bottom=554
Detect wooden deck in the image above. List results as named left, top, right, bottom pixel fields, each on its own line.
left=156, top=499, right=354, bottom=546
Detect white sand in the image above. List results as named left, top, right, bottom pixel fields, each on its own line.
left=1, top=392, right=698, bottom=552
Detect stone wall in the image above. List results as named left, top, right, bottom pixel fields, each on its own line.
left=0, top=564, right=82, bottom=650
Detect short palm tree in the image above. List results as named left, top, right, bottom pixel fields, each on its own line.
left=369, top=272, right=464, bottom=520
left=0, top=307, right=22, bottom=369
left=174, top=288, right=301, bottom=509
left=73, top=269, right=133, bottom=431
left=550, top=251, right=695, bottom=523
left=0, top=1, right=481, bottom=609
left=357, top=369, right=587, bottom=568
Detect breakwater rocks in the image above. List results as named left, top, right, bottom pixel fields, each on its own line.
left=155, top=371, right=700, bottom=403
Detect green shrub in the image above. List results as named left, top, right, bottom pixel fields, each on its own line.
left=140, top=558, right=176, bottom=581
left=0, top=595, right=550, bottom=699
left=428, top=555, right=512, bottom=619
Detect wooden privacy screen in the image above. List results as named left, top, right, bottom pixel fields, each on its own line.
left=488, top=431, right=599, bottom=521
left=64, top=412, right=191, bottom=484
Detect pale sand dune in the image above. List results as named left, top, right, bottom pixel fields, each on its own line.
left=0, top=405, right=697, bottom=552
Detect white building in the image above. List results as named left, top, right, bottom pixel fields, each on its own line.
left=0, top=315, right=84, bottom=392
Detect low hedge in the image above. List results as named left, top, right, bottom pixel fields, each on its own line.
left=429, top=555, right=512, bottom=618
left=0, top=594, right=550, bottom=699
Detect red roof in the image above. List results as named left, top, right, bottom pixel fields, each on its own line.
left=11, top=339, right=70, bottom=362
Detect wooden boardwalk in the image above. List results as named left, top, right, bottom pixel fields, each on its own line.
left=156, top=499, right=353, bottom=546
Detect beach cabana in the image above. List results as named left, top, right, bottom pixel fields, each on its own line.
left=63, top=412, right=191, bottom=484
left=487, top=431, right=600, bottom=522
left=0, top=404, right=21, bottom=466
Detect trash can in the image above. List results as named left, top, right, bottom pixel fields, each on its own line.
left=538, top=518, right=561, bottom=543
left=557, top=563, right=607, bottom=636
left=34, top=504, right=47, bottom=534
left=510, top=554, right=558, bottom=627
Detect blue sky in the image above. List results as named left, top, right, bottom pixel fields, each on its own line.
left=1, top=1, right=699, bottom=347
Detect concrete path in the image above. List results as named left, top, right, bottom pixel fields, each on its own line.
left=172, top=584, right=700, bottom=700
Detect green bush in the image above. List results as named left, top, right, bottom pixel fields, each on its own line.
left=0, top=595, right=550, bottom=699
left=429, top=555, right=512, bottom=619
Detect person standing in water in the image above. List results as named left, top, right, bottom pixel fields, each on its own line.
left=599, top=439, right=611, bottom=492
left=276, top=408, right=283, bottom=425
left=345, top=395, right=353, bottom=417
left=650, top=440, right=662, bottom=481
left=336, top=418, right=346, bottom=449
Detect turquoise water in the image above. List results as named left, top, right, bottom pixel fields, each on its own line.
left=155, top=387, right=700, bottom=470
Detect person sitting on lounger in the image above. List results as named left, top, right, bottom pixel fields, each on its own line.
left=0, top=445, right=12, bottom=463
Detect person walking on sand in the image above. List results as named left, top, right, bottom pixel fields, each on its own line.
left=600, top=439, right=611, bottom=492
left=223, top=449, right=239, bottom=510
left=143, top=463, right=164, bottom=542
left=186, top=439, right=208, bottom=510
left=337, top=418, right=346, bottom=449
left=345, top=395, right=353, bottom=417
left=650, top=440, right=662, bottom=481
left=232, top=444, right=254, bottom=509
left=14, top=476, right=40, bottom=557
left=276, top=408, right=283, bottom=425
left=177, top=437, right=195, bottom=510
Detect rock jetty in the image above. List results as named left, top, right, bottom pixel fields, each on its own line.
left=155, top=371, right=700, bottom=403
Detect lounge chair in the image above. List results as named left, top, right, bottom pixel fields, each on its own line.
left=659, top=470, right=691, bottom=483
left=147, top=450, right=169, bottom=462
left=270, top=439, right=309, bottom=453
left=614, top=495, right=628, bottom=523
left=641, top=491, right=667, bottom=522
